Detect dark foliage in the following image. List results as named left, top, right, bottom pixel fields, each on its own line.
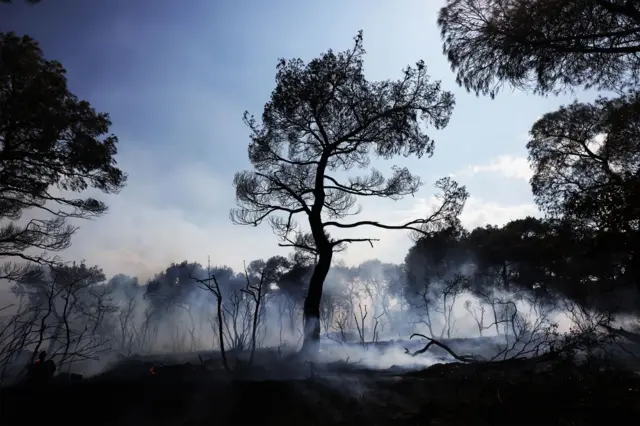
left=432, top=0, right=640, bottom=312
left=1, top=6, right=640, bottom=426
left=529, top=93, right=640, bottom=233
left=406, top=215, right=640, bottom=312
left=527, top=92, right=640, bottom=295
left=0, top=33, right=127, bottom=279
left=438, top=0, right=640, bottom=97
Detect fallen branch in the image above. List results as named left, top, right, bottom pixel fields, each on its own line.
left=406, top=333, right=577, bottom=369
left=602, top=325, right=640, bottom=345
left=404, top=333, right=482, bottom=363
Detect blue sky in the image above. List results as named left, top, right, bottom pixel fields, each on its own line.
left=1, top=0, right=597, bottom=279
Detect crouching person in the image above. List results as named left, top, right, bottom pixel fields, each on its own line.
left=25, top=351, right=56, bottom=386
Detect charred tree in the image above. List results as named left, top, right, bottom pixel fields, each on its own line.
left=230, top=32, right=467, bottom=354
left=190, top=259, right=230, bottom=371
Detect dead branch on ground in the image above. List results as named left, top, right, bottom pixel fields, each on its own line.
left=405, top=333, right=482, bottom=362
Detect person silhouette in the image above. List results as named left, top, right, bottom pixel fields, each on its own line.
left=27, top=350, right=56, bottom=385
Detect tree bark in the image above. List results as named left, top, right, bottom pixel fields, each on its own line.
left=249, top=279, right=263, bottom=366
left=300, top=151, right=332, bottom=355
left=214, top=289, right=229, bottom=371
left=501, top=262, right=509, bottom=291
left=300, top=248, right=333, bottom=354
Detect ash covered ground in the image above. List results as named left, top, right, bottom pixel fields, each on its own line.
left=2, top=337, right=640, bottom=426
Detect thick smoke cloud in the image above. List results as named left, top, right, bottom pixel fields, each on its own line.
left=2, top=216, right=638, bottom=386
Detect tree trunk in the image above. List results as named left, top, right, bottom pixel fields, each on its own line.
left=501, top=262, right=509, bottom=291
left=249, top=280, right=263, bottom=366
left=215, top=292, right=229, bottom=371
left=301, top=152, right=332, bottom=355
left=300, top=248, right=333, bottom=354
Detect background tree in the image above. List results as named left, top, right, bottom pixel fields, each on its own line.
left=528, top=94, right=640, bottom=233
left=528, top=93, right=640, bottom=293
left=12, top=262, right=112, bottom=368
left=0, top=33, right=127, bottom=279
left=436, top=0, right=640, bottom=308
left=437, top=0, right=640, bottom=97
left=230, top=31, right=467, bottom=352
left=246, top=255, right=291, bottom=288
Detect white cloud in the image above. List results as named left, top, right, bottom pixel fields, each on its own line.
left=395, top=195, right=539, bottom=231
left=332, top=193, right=540, bottom=267
left=459, top=197, right=540, bottom=229
left=453, top=155, right=533, bottom=182
left=591, top=133, right=607, bottom=150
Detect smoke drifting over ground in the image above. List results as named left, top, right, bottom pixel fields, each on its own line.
left=2, top=252, right=638, bottom=385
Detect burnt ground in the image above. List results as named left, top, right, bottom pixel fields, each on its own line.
left=0, top=355, right=639, bottom=425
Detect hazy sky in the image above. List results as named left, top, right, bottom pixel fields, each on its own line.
left=0, top=0, right=597, bottom=280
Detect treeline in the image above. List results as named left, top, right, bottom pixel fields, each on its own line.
left=4, top=208, right=636, bottom=382
left=407, top=217, right=639, bottom=314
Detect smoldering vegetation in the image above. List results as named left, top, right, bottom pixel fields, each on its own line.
left=1, top=226, right=640, bottom=424
left=2, top=221, right=640, bottom=386
left=3, top=0, right=640, bottom=423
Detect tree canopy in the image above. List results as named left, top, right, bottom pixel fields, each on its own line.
left=438, top=0, right=640, bottom=97
left=437, top=0, right=640, bottom=297
left=528, top=92, right=640, bottom=232
left=0, top=33, right=127, bottom=278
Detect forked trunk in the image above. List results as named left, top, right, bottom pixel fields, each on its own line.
left=300, top=249, right=333, bottom=354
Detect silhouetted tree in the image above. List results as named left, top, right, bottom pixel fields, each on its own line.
left=437, top=0, right=640, bottom=97
left=405, top=222, right=469, bottom=293
left=12, top=262, right=112, bottom=368
left=355, top=259, right=404, bottom=327
left=0, top=33, right=127, bottom=279
left=528, top=93, right=640, bottom=292
left=529, top=94, right=640, bottom=233
left=230, top=32, right=467, bottom=352
left=467, top=218, right=560, bottom=293
left=145, top=261, right=202, bottom=310
left=436, top=0, right=640, bottom=308
left=246, top=255, right=291, bottom=288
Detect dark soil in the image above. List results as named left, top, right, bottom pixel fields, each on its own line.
left=1, top=357, right=639, bottom=425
